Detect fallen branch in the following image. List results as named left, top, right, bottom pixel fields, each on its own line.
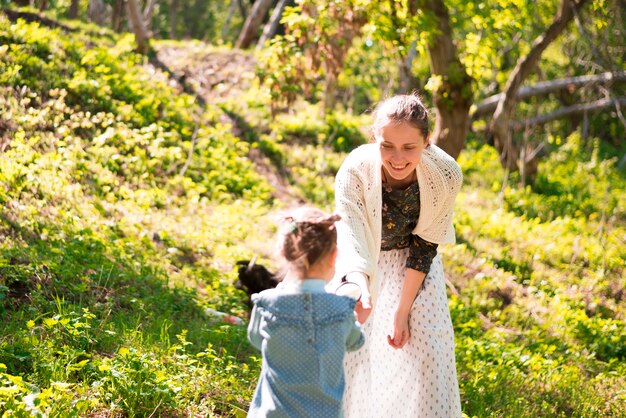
left=473, top=71, right=626, bottom=118
left=510, top=96, right=626, bottom=131
left=1, top=8, right=76, bottom=32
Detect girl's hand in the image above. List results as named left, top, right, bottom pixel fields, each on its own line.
left=355, top=291, right=372, bottom=324
left=387, top=309, right=410, bottom=349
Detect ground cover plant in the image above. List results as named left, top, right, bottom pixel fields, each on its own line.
left=0, top=15, right=271, bottom=417
left=1, top=10, right=625, bottom=418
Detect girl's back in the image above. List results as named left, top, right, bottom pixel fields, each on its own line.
left=247, top=284, right=363, bottom=418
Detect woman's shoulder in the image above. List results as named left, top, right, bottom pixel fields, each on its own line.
left=424, top=144, right=458, bottom=164
left=347, top=143, right=377, bottom=159
left=424, top=144, right=462, bottom=174
left=421, top=144, right=463, bottom=192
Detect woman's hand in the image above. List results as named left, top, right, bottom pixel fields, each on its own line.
left=388, top=268, right=424, bottom=349
left=346, top=272, right=372, bottom=324
left=387, top=309, right=410, bottom=349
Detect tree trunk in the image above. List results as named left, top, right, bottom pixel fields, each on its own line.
left=398, top=40, right=419, bottom=93
left=69, top=0, right=79, bottom=19
left=125, top=0, right=150, bottom=54
left=222, top=0, right=238, bottom=40
left=111, top=0, right=124, bottom=32
left=143, top=0, right=157, bottom=24
left=169, top=0, right=178, bottom=39
left=323, top=72, right=339, bottom=114
left=417, top=0, right=473, bottom=159
left=238, top=0, right=249, bottom=20
left=256, top=0, right=292, bottom=50
left=39, top=0, right=47, bottom=11
left=489, top=0, right=590, bottom=170
left=236, top=0, right=274, bottom=49
left=88, top=0, right=105, bottom=26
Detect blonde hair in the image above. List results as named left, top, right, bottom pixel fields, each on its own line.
left=277, top=207, right=341, bottom=276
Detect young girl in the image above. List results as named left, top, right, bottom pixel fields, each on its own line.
left=247, top=207, right=365, bottom=418
left=334, top=94, right=463, bottom=417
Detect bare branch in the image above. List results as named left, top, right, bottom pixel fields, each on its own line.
left=510, top=97, right=626, bottom=130
left=474, top=71, right=626, bottom=118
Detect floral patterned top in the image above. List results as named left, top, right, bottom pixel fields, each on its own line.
left=381, top=181, right=438, bottom=274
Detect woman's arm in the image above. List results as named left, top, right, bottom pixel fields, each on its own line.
left=388, top=234, right=436, bottom=348
left=335, top=154, right=378, bottom=323
left=334, top=162, right=377, bottom=279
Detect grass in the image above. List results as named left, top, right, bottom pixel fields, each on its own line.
left=1, top=10, right=625, bottom=418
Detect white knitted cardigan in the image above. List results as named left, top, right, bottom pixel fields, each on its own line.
left=333, top=143, right=463, bottom=303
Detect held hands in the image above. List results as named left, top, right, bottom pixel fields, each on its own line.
left=346, top=272, right=372, bottom=324
left=355, top=294, right=372, bottom=324
left=387, top=309, right=410, bottom=349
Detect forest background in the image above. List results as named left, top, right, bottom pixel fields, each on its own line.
left=0, top=0, right=625, bottom=416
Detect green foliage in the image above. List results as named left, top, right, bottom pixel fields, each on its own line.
left=449, top=135, right=626, bottom=417
left=504, top=134, right=625, bottom=222
left=1, top=6, right=625, bottom=418
left=0, top=14, right=265, bottom=417
left=255, top=34, right=317, bottom=114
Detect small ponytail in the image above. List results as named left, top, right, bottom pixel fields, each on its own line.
left=278, top=208, right=341, bottom=276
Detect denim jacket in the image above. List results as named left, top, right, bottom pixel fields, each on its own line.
left=247, top=279, right=365, bottom=418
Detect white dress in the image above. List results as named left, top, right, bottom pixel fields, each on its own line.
left=342, top=250, right=461, bottom=417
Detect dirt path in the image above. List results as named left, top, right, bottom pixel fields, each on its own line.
left=152, top=43, right=301, bottom=205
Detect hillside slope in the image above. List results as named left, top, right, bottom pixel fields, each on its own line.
left=1, top=11, right=625, bottom=418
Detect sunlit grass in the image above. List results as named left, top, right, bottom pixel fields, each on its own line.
left=1, top=11, right=625, bottom=418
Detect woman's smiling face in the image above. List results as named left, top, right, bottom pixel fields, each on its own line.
left=376, top=120, right=429, bottom=182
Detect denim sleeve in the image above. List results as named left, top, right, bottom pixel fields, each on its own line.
left=345, top=320, right=365, bottom=352
left=407, top=234, right=438, bottom=274
left=247, top=305, right=263, bottom=351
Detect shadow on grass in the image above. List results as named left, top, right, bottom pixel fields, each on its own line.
left=0, top=214, right=252, bottom=376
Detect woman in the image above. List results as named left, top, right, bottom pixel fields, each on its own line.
left=333, top=94, right=463, bottom=417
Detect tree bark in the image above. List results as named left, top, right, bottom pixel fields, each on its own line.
left=111, top=0, right=124, bottom=32
left=398, top=40, right=419, bottom=94
left=88, top=0, right=105, bottom=26
left=2, top=8, right=76, bottom=31
left=238, top=0, right=248, bottom=20
left=510, top=97, right=626, bottom=130
left=256, top=0, right=292, bottom=50
left=489, top=0, right=590, bottom=170
left=68, top=0, right=79, bottom=19
left=169, top=0, right=178, bottom=39
left=125, top=0, right=150, bottom=54
left=222, top=0, right=238, bottom=40
left=236, top=0, right=274, bottom=49
left=143, top=0, right=157, bottom=24
left=474, top=71, right=626, bottom=118
left=417, top=0, right=473, bottom=159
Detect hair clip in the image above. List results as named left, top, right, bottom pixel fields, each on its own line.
left=289, top=221, right=297, bottom=233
